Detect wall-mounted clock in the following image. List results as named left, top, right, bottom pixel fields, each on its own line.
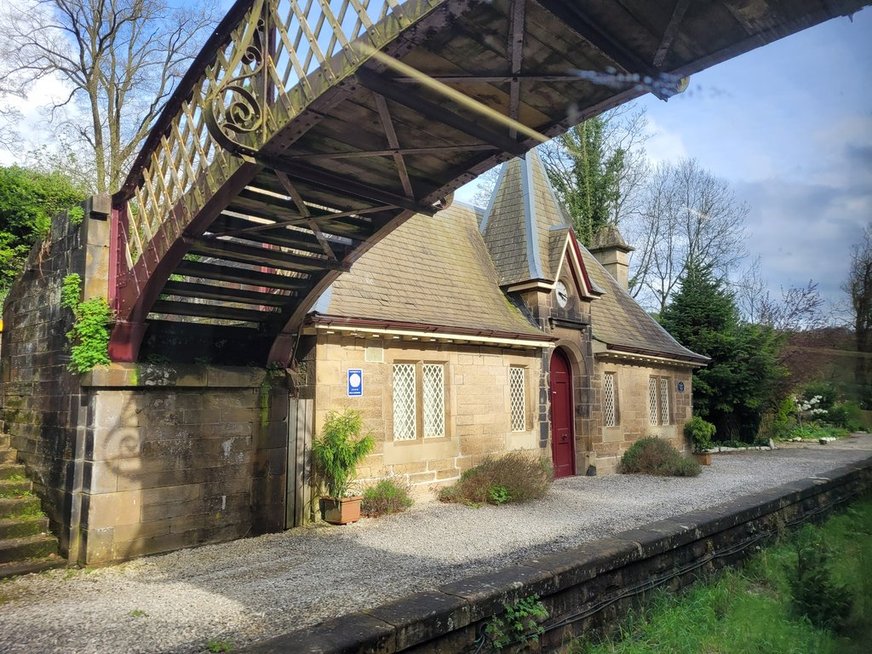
left=555, top=280, right=569, bottom=308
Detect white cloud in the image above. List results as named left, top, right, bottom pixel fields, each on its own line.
left=642, top=117, right=688, bottom=166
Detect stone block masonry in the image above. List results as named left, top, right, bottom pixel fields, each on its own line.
left=76, top=364, right=289, bottom=564
left=0, top=197, right=291, bottom=564
left=0, top=196, right=110, bottom=558
left=243, top=457, right=872, bottom=653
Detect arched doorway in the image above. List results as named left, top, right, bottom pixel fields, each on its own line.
left=550, top=348, right=576, bottom=478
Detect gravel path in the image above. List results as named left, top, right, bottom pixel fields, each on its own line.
left=1, top=436, right=870, bottom=654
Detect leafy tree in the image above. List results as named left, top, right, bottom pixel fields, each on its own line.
left=843, top=223, right=872, bottom=407
left=539, top=107, right=649, bottom=245
left=661, top=261, right=784, bottom=442
left=0, top=165, right=86, bottom=296
left=0, top=0, right=217, bottom=192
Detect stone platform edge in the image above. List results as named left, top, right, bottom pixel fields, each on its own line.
left=244, top=457, right=872, bottom=653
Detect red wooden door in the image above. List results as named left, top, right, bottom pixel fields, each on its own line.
left=550, top=349, right=575, bottom=478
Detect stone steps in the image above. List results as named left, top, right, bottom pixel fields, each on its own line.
left=0, top=515, right=50, bottom=539
left=0, top=533, right=58, bottom=563
left=0, top=495, right=41, bottom=519
left=0, top=477, right=32, bottom=495
left=0, top=463, right=27, bottom=479
left=0, top=433, right=64, bottom=578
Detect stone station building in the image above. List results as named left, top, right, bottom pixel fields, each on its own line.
left=0, top=152, right=705, bottom=565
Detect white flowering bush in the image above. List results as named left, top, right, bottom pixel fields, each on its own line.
left=794, top=395, right=827, bottom=427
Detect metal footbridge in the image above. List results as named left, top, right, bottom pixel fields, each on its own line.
left=107, top=0, right=866, bottom=365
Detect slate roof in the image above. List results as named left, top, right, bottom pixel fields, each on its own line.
left=582, top=249, right=707, bottom=363
left=311, top=202, right=547, bottom=338
left=481, top=150, right=571, bottom=286
left=313, top=148, right=705, bottom=363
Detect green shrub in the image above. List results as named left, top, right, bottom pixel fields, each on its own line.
left=620, top=437, right=701, bottom=477
left=789, top=424, right=849, bottom=441
left=827, top=401, right=863, bottom=431
left=438, top=452, right=551, bottom=505
left=684, top=416, right=716, bottom=452
left=311, top=409, right=375, bottom=499
left=362, top=478, right=413, bottom=517
left=483, top=594, right=548, bottom=650
left=788, top=524, right=852, bottom=632
left=60, top=273, right=112, bottom=373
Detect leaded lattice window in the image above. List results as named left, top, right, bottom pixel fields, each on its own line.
left=660, top=377, right=671, bottom=425
left=510, top=366, right=526, bottom=431
left=422, top=364, right=445, bottom=438
left=603, top=373, right=617, bottom=427
left=392, top=363, right=416, bottom=440
left=648, top=377, right=658, bottom=426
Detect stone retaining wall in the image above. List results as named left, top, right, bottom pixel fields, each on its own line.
left=77, top=364, right=289, bottom=564
left=0, top=197, right=109, bottom=555
left=245, top=456, right=872, bottom=653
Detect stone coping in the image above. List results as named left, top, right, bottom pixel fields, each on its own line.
left=243, top=456, right=872, bottom=653
left=80, top=362, right=270, bottom=389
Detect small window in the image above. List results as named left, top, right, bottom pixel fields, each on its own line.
left=660, top=377, right=670, bottom=426
left=422, top=363, right=445, bottom=438
left=649, top=376, right=672, bottom=426
left=392, top=362, right=447, bottom=441
left=509, top=366, right=526, bottom=431
left=648, top=378, right=658, bottom=426
left=603, top=372, right=617, bottom=427
left=392, top=363, right=417, bottom=440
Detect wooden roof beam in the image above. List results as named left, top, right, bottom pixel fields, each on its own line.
left=186, top=237, right=349, bottom=273
left=536, top=0, right=672, bottom=100
left=255, top=154, right=436, bottom=215
left=285, top=144, right=499, bottom=160
left=653, top=0, right=691, bottom=68
left=175, top=260, right=309, bottom=291
left=508, top=0, right=526, bottom=139
left=356, top=69, right=528, bottom=157
left=162, top=280, right=292, bottom=307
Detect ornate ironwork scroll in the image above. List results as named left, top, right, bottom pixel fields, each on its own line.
left=204, top=1, right=270, bottom=157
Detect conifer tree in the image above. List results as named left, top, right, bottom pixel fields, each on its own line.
left=661, top=260, right=784, bottom=441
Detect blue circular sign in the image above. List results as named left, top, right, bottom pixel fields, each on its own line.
left=677, top=381, right=685, bottom=392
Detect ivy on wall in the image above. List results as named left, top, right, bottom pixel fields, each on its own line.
left=60, top=273, right=112, bottom=373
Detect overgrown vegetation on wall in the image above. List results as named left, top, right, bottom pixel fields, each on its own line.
left=0, top=165, right=86, bottom=302
left=60, top=273, right=112, bottom=373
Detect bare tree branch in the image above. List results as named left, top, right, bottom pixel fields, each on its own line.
left=0, top=0, right=218, bottom=192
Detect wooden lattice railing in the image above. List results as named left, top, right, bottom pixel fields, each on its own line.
left=111, top=0, right=443, bottom=314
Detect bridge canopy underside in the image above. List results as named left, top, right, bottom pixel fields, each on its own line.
left=109, top=0, right=868, bottom=366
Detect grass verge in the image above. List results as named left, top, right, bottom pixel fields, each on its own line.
left=569, top=495, right=872, bottom=653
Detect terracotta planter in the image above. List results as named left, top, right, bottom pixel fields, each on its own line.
left=694, top=452, right=712, bottom=465
left=319, top=496, right=363, bottom=525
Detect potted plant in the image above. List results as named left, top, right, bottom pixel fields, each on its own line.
left=311, top=409, right=375, bottom=524
left=684, top=415, right=716, bottom=465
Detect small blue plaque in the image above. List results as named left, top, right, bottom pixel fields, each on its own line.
left=347, top=369, right=363, bottom=397
left=677, top=381, right=685, bottom=393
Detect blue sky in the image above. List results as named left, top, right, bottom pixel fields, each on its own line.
left=459, top=7, right=872, bottom=317
left=637, top=7, right=871, bottom=315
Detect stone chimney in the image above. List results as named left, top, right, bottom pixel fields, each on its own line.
left=589, top=225, right=634, bottom=291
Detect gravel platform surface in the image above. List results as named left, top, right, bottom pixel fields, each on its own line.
left=1, top=435, right=870, bottom=654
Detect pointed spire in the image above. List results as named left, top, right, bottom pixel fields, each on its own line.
left=480, top=150, right=572, bottom=287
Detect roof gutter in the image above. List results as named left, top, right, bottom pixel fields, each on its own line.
left=593, top=339, right=709, bottom=368
left=308, top=314, right=555, bottom=349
